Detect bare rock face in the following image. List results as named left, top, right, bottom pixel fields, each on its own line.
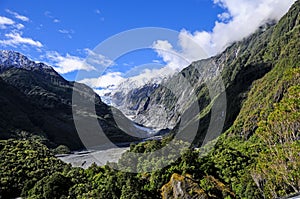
left=161, top=174, right=235, bottom=199
left=161, top=173, right=208, bottom=199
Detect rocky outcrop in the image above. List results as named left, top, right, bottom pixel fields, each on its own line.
left=161, top=174, right=235, bottom=199
left=161, top=173, right=208, bottom=199
left=110, top=82, right=160, bottom=120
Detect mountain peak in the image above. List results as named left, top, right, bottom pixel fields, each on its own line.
left=0, top=50, right=52, bottom=72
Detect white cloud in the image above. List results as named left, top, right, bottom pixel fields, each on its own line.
left=85, top=48, right=115, bottom=68
left=44, top=11, right=60, bottom=23
left=208, top=0, right=296, bottom=54
left=0, top=32, right=43, bottom=48
left=15, top=23, right=24, bottom=30
left=128, top=67, right=175, bottom=85
left=218, top=12, right=231, bottom=21
left=81, top=63, right=183, bottom=97
left=43, top=49, right=114, bottom=74
left=178, top=30, right=214, bottom=58
left=58, top=29, right=74, bottom=39
left=0, top=15, right=24, bottom=30
left=58, top=29, right=75, bottom=39
left=79, top=69, right=164, bottom=98
left=58, top=29, right=71, bottom=34
left=0, top=16, right=15, bottom=29
left=152, top=33, right=207, bottom=72
left=153, top=0, right=296, bottom=71
left=79, top=72, right=125, bottom=89
left=152, top=60, right=161, bottom=64
left=152, top=40, right=190, bottom=71
left=5, top=9, right=29, bottom=22
left=45, top=51, right=96, bottom=74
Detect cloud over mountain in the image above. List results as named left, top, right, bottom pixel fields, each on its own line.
left=154, top=0, right=296, bottom=71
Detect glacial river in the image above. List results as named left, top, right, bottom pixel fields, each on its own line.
left=57, top=147, right=129, bottom=169
left=57, top=123, right=166, bottom=169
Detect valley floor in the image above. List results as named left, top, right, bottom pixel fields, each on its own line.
left=57, top=147, right=129, bottom=169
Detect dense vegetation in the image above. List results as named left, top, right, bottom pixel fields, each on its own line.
left=0, top=137, right=234, bottom=198
left=0, top=1, right=299, bottom=198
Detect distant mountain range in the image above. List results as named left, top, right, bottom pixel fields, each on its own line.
left=104, top=3, right=299, bottom=149
left=0, top=50, right=147, bottom=150
left=106, top=22, right=275, bottom=130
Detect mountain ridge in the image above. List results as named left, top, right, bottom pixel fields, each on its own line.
left=0, top=50, right=53, bottom=72
left=109, top=21, right=275, bottom=134
left=0, top=51, right=147, bottom=150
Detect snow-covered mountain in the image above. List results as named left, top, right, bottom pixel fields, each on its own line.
left=97, top=21, right=280, bottom=131
left=0, top=50, right=52, bottom=71
left=100, top=73, right=172, bottom=127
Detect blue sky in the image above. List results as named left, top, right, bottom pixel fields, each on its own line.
left=0, top=0, right=295, bottom=92
left=0, top=0, right=220, bottom=60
